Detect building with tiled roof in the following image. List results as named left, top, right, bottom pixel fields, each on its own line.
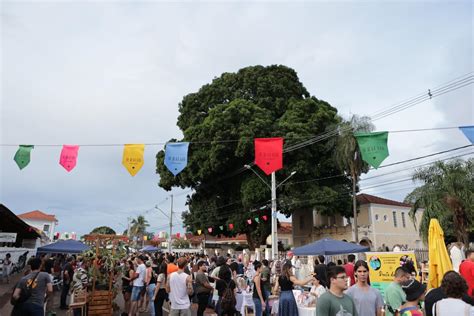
left=292, top=193, right=425, bottom=250
left=18, top=210, right=58, bottom=241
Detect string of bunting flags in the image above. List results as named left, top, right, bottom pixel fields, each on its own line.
left=11, top=126, right=473, bottom=175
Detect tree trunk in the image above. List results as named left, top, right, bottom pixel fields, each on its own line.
left=453, top=206, right=468, bottom=245
left=246, top=231, right=256, bottom=251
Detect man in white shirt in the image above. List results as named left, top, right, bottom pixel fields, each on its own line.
left=166, top=257, right=193, bottom=316
left=130, top=255, right=146, bottom=316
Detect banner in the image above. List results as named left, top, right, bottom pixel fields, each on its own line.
left=0, top=233, right=17, bottom=243
left=14, top=145, right=34, bottom=170
left=254, top=138, right=283, bottom=175
left=459, top=126, right=474, bottom=144
left=164, top=142, right=189, bottom=176
left=355, top=131, right=389, bottom=169
left=122, top=144, right=145, bottom=176
left=60, top=145, right=79, bottom=172
left=366, top=251, right=418, bottom=297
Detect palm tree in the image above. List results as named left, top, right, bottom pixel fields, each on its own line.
left=332, top=115, right=374, bottom=243
left=130, top=215, right=150, bottom=242
left=407, top=159, right=473, bottom=244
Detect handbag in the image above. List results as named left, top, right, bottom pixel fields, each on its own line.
left=10, top=272, right=40, bottom=306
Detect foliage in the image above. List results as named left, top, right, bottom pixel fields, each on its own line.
left=156, top=65, right=354, bottom=249
left=172, top=238, right=191, bottom=249
left=129, top=215, right=150, bottom=241
left=90, top=226, right=116, bottom=235
left=405, top=159, right=474, bottom=244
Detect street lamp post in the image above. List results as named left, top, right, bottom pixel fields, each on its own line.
left=245, top=165, right=296, bottom=260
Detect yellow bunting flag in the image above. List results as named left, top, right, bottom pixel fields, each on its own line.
left=143, top=235, right=148, bottom=241
left=122, top=144, right=145, bottom=176
left=197, top=230, right=202, bottom=235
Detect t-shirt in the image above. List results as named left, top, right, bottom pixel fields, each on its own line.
left=169, top=271, right=191, bottom=309
left=425, top=287, right=474, bottom=316
left=167, top=263, right=179, bottom=275
left=384, top=282, right=406, bottom=316
left=17, top=271, right=51, bottom=307
left=63, top=263, right=74, bottom=285
left=157, top=273, right=166, bottom=289
left=459, top=260, right=474, bottom=297
left=316, top=291, right=358, bottom=316
left=433, top=298, right=474, bottom=316
left=344, top=263, right=355, bottom=286
left=195, top=271, right=211, bottom=294
left=346, top=284, right=383, bottom=316
left=399, top=306, right=423, bottom=316
left=133, top=263, right=146, bottom=287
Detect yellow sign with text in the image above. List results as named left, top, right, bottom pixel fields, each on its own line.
left=366, top=252, right=418, bottom=296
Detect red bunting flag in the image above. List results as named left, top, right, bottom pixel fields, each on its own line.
left=208, top=227, right=213, bottom=233
left=262, top=215, right=268, bottom=221
left=60, top=145, right=79, bottom=172
left=229, top=223, right=234, bottom=230
left=254, top=138, right=283, bottom=175
left=247, top=219, right=252, bottom=225
left=176, top=233, right=180, bottom=239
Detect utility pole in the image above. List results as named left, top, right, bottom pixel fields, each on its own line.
left=169, top=194, right=173, bottom=253
left=271, top=172, right=277, bottom=260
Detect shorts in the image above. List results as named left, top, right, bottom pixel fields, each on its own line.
left=131, top=286, right=144, bottom=301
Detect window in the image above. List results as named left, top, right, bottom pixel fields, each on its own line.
left=375, top=214, right=379, bottom=221
left=383, top=215, right=388, bottom=222
left=393, top=211, right=398, bottom=227
left=43, top=224, right=50, bottom=232
left=401, top=212, right=406, bottom=228
left=299, top=215, right=305, bottom=230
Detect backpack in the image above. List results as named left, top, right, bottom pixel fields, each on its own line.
left=10, top=272, right=40, bottom=306
left=220, top=280, right=236, bottom=313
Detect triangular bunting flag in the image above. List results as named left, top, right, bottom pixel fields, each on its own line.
left=229, top=223, right=234, bottom=230
left=176, top=233, right=180, bottom=239
left=254, top=217, right=260, bottom=223
left=208, top=227, right=213, bottom=233
left=459, top=126, right=474, bottom=144
left=164, top=142, right=189, bottom=176
left=247, top=219, right=252, bottom=225
left=197, top=229, right=202, bottom=235
left=122, top=144, right=145, bottom=176
left=59, top=145, right=79, bottom=172
left=262, top=215, right=268, bottom=221
left=254, top=138, right=283, bottom=175
left=354, top=131, right=389, bottom=169
left=14, top=145, right=34, bottom=170
left=219, top=226, right=224, bottom=231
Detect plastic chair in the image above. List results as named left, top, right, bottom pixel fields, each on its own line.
left=67, top=289, right=87, bottom=316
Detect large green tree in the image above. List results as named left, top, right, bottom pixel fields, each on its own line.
left=330, top=115, right=374, bottom=242
left=90, top=226, right=116, bottom=235
left=405, top=159, right=474, bottom=244
left=156, top=65, right=352, bottom=249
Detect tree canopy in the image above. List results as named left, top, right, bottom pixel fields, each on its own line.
left=90, top=226, right=116, bottom=235
left=405, top=159, right=474, bottom=244
left=156, top=65, right=353, bottom=249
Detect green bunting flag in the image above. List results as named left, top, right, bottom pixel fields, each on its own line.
left=14, top=145, right=34, bottom=170
left=254, top=217, right=260, bottom=223
left=354, top=131, right=389, bottom=169
left=219, top=226, right=224, bottom=231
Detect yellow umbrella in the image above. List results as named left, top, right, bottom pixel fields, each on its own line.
left=428, top=218, right=453, bottom=289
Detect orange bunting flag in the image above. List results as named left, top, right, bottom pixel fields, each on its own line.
left=60, top=145, right=79, bottom=172
left=122, top=144, right=145, bottom=176
left=197, top=229, right=202, bottom=235
left=254, top=138, right=283, bottom=175
left=229, top=223, right=234, bottom=230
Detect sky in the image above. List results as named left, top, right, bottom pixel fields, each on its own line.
left=1, top=1, right=472, bottom=237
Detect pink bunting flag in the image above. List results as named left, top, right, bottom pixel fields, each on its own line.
left=229, top=223, right=234, bottom=230
left=176, top=233, right=181, bottom=239
left=208, top=227, right=213, bottom=233
left=262, top=215, right=268, bottom=221
left=247, top=219, right=252, bottom=225
left=60, top=145, right=79, bottom=172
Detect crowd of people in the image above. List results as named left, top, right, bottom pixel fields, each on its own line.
left=4, top=247, right=474, bottom=316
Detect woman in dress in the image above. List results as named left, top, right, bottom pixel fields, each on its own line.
left=274, top=261, right=315, bottom=316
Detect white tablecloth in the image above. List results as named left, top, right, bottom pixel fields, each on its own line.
left=236, top=291, right=255, bottom=315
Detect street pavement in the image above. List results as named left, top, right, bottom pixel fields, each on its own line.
left=0, top=272, right=216, bottom=316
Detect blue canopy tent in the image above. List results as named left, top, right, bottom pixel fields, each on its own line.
left=293, top=238, right=369, bottom=256
left=36, top=239, right=90, bottom=254
left=140, top=245, right=161, bottom=252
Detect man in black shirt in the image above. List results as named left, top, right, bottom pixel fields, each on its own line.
left=314, top=255, right=328, bottom=288
left=60, top=257, right=75, bottom=309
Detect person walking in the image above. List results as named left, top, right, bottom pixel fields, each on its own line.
left=167, top=257, right=193, bottom=316
left=2, top=253, right=12, bottom=284
left=317, top=265, right=357, bottom=316
left=130, top=255, right=147, bottom=316
left=252, top=261, right=266, bottom=316
left=432, top=271, right=474, bottom=315
left=346, top=260, right=383, bottom=316
left=11, top=257, right=53, bottom=316
left=194, top=261, right=213, bottom=316
left=274, top=261, right=315, bottom=316
left=153, top=261, right=168, bottom=316
left=384, top=266, right=411, bottom=316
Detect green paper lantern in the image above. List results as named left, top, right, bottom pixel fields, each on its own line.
left=14, top=145, right=34, bottom=170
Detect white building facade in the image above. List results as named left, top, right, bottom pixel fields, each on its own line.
left=18, top=210, right=58, bottom=242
